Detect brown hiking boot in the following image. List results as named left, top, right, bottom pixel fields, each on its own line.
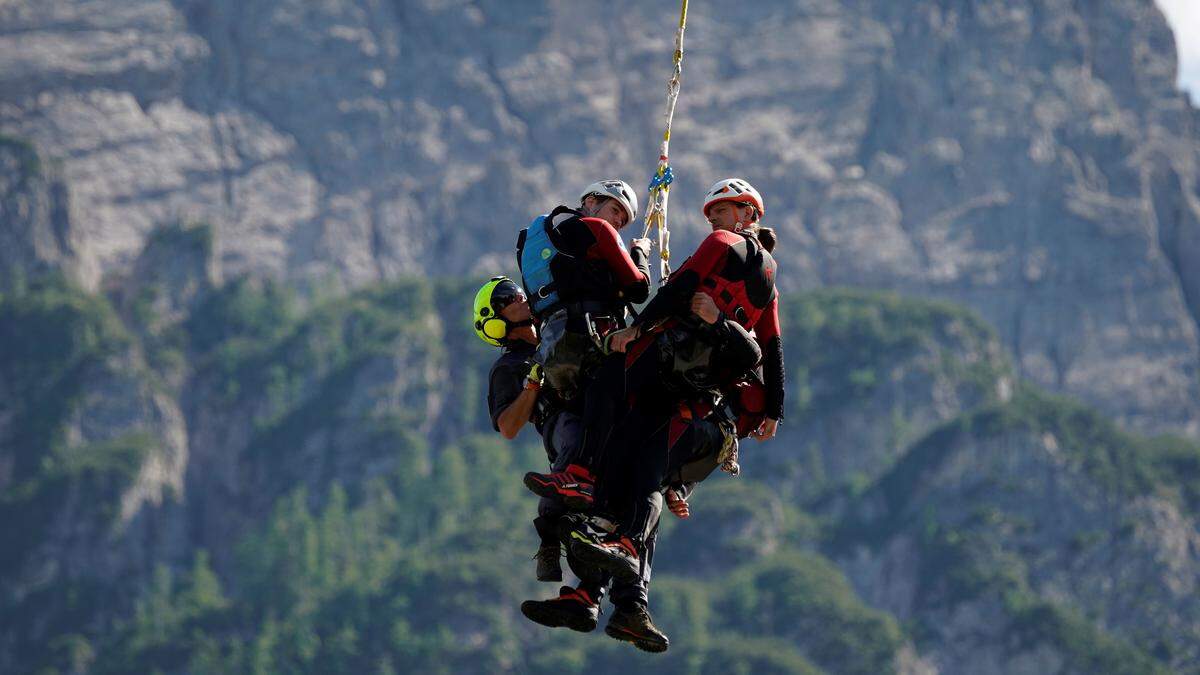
left=534, top=543, right=562, bottom=582
left=605, top=605, right=669, bottom=653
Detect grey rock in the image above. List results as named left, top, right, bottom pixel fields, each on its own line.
left=3, top=0, right=1198, bottom=436
left=0, top=135, right=74, bottom=289
left=840, top=399, right=1200, bottom=672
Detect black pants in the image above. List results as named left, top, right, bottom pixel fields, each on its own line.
left=576, top=334, right=676, bottom=469
left=588, top=337, right=725, bottom=542
left=532, top=411, right=660, bottom=609
left=599, top=402, right=723, bottom=541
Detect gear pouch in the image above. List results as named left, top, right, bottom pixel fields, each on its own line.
left=535, top=309, right=598, bottom=401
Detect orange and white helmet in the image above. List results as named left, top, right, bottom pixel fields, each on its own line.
left=579, top=179, right=639, bottom=226
left=702, top=178, right=764, bottom=220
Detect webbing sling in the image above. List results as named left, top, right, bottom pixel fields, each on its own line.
left=641, top=0, right=688, bottom=285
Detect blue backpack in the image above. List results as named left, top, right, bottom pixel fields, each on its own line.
left=516, top=210, right=629, bottom=318
left=516, top=214, right=562, bottom=316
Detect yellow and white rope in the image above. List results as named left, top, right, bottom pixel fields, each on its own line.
left=641, top=0, right=688, bottom=284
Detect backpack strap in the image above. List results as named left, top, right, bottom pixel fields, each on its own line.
left=515, top=228, right=528, bottom=274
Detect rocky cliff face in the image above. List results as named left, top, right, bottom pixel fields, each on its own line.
left=2, top=0, right=1198, bottom=436
left=764, top=289, right=1012, bottom=501
left=4, top=2, right=1200, bottom=673
left=838, top=391, right=1200, bottom=672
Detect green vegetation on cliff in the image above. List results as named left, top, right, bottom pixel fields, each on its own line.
left=0, top=277, right=142, bottom=574
left=781, top=288, right=1005, bottom=422
left=872, top=386, right=1200, bottom=522
left=6, top=274, right=1197, bottom=674
left=838, top=382, right=1200, bottom=672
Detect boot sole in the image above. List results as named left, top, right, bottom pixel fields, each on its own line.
left=520, top=600, right=598, bottom=633
left=523, top=473, right=593, bottom=510
left=605, top=622, right=669, bottom=653
left=567, top=532, right=640, bottom=584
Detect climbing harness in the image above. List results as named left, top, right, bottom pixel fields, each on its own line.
left=641, top=0, right=688, bottom=285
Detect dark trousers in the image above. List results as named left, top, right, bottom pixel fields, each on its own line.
left=589, top=338, right=725, bottom=542
left=532, top=411, right=660, bottom=609
left=600, top=404, right=722, bottom=541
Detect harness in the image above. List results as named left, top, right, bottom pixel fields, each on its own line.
left=700, top=233, right=777, bottom=330
left=516, top=212, right=627, bottom=401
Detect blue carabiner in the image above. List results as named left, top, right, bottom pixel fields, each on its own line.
left=647, top=165, right=675, bottom=191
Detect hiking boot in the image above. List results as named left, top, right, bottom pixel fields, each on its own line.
left=524, top=463, right=595, bottom=509
left=520, top=586, right=599, bottom=633
left=605, top=605, right=669, bottom=653
left=534, top=543, right=562, bottom=582
left=555, top=513, right=610, bottom=547
left=568, top=530, right=640, bottom=583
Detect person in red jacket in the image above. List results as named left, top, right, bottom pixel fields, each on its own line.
left=518, top=180, right=652, bottom=506
left=566, top=178, right=787, bottom=582
left=609, top=177, right=784, bottom=434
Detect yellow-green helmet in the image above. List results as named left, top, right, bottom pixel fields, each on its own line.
left=473, top=276, right=524, bottom=347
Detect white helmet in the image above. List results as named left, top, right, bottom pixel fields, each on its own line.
left=579, top=179, right=639, bottom=227
left=702, top=178, right=764, bottom=220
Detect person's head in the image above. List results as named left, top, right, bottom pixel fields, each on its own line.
left=579, top=179, right=639, bottom=230
left=702, top=178, right=775, bottom=252
left=473, top=276, right=535, bottom=346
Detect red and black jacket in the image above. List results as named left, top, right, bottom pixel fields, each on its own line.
left=518, top=205, right=651, bottom=318
left=635, top=229, right=785, bottom=421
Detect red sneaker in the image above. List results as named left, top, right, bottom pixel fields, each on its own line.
left=523, top=464, right=595, bottom=509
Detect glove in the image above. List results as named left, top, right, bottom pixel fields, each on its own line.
left=526, top=362, right=543, bottom=386
left=630, top=238, right=652, bottom=268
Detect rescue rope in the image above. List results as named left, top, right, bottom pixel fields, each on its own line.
left=641, top=0, right=688, bottom=284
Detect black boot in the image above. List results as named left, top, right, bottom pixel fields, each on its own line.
left=534, top=543, right=562, bottom=582
left=605, top=604, right=669, bottom=653
left=520, top=586, right=600, bottom=633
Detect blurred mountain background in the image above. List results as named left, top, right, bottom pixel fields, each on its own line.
left=2, top=1, right=1199, bottom=673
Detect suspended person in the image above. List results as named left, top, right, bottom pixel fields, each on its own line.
left=611, top=177, right=784, bottom=436
left=545, top=293, right=770, bottom=653
left=475, top=276, right=585, bottom=583
left=554, top=289, right=765, bottom=654
left=564, top=178, right=787, bottom=582
left=516, top=180, right=653, bottom=507
left=472, top=276, right=676, bottom=648
left=533, top=178, right=784, bottom=503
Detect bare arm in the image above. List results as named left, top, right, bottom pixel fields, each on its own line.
left=497, top=386, right=539, bottom=439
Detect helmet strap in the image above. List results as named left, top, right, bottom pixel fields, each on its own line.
left=581, top=195, right=604, bottom=218
left=502, top=318, right=537, bottom=344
